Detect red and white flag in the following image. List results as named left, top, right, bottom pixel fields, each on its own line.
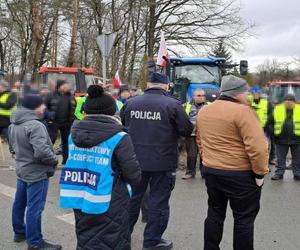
left=112, top=70, right=122, bottom=88
left=156, top=32, right=169, bottom=68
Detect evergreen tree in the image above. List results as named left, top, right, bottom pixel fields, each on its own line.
left=209, top=39, right=233, bottom=64
left=209, top=39, right=233, bottom=75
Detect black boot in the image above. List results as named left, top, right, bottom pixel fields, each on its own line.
left=271, top=174, right=283, bottom=180
left=143, top=239, right=173, bottom=250
left=28, top=241, right=62, bottom=250
left=14, top=234, right=26, bottom=243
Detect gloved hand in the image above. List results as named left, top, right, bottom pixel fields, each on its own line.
left=255, top=178, right=264, bottom=187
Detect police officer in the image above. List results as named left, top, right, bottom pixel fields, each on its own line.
left=182, top=89, right=208, bottom=179
left=269, top=94, right=300, bottom=180
left=120, top=72, right=193, bottom=250
left=60, top=85, right=141, bottom=250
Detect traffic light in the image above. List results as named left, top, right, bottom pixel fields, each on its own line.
left=240, top=60, right=248, bottom=75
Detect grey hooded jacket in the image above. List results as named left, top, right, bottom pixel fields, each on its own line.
left=9, top=107, right=58, bottom=182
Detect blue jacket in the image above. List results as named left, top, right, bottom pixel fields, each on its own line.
left=120, top=88, right=193, bottom=172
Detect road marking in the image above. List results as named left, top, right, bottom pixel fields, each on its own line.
left=0, top=182, right=16, bottom=199
left=0, top=182, right=75, bottom=226
left=56, top=213, right=75, bottom=225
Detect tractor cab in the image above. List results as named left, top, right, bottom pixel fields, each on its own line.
left=269, top=81, right=300, bottom=104
left=38, top=67, right=99, bottom=96
left=168, top=57, right=225, bottom=103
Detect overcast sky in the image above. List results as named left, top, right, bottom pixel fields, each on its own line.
left=233, top=0, right=300, bottom=71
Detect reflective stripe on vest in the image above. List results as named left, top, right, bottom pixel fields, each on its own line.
left=274, top=104, right=300, bottom=136
left=0, top=93, right=16, bottom=117
left=59, top=131, right=130, bottom=214
left=74, top=96, right=87, bottom=120
left=251, top=98, right=268, bottom=128
left=293, top=104, right=300, bottom=136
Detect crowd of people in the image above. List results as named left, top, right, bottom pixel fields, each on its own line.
left=1, top=71, right=299, bottom=250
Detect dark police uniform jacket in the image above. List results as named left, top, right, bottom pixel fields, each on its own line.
left=120, top=88, right=193, bottom=172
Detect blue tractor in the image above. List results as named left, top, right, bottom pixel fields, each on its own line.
left=165, top=57, right=248, bottom=102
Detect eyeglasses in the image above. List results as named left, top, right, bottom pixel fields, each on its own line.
left=194, top=95, right=205, bottom=97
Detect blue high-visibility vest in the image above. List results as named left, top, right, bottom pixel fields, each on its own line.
left=59, top=131, right=131, bottom=214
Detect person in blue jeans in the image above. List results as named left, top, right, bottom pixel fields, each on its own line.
left=9, top=94, right=61, bottom=250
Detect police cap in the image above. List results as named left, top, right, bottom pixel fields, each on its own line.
left=150, top=72, right=170, bottom=84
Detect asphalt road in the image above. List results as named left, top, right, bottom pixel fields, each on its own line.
left=0, top=155, right=300, bottom=250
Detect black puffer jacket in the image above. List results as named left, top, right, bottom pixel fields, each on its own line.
left=45, top=91, right=75, bottom=127
left=71, top=115, right=141, bottom=250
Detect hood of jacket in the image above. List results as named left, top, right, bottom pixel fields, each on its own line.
left=71, top=115, right=126, bottom=148
left=10, top=107, right=41, bottom=125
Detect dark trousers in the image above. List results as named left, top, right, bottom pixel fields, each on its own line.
left=129, top=171, right=175, bottom=248
left=0, top=126, right=9, bottom=140
left=141, top=186, right=150, bottom=221
left=48, top=123, right=70, bottom=164
left=204, top=173, right=261, bottom=250
left=275, top=144, right=300, bottom=176
left=269, top=137, right=276, bottom=161
left=185, top=136, right=202, bottom=175
left=12, top=179, right=49, bottom=247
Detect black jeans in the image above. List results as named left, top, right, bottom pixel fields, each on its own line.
left=129, top=171, right=176, bottom=248
left=48, top=123, right=70, bottom=164
left=185, top=136, right=202, bottom=175
left=204, top=173, right=262, bottom=250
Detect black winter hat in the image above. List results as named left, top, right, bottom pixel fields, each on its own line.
left=56, top=79, right=67, bottom=90
left=22, top=94, right=44, bottom=110
left=84, top=85, right=116, bottom=115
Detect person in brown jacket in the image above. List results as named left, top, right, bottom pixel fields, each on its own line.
left=196, top=75, right=269, bottom=250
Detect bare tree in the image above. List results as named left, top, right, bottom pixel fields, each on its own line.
left=67, top=0, right=79, bottom=67
left=1, top=0, right=253, bottom=85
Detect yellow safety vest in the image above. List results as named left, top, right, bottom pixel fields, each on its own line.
left=247, top=94, right=254, bottom=104
left=185, top=102, right=192, bottom=115
left=185, top=102, right=210, bottom=115
left=74, top=96, right=87, bottom=120
left=116, top=100, right=123, bottom=112
left=250, top=98, right=268, bottom=128
left=0, top=93, right=16, bottom=117
left=274, top=103, right=300, bottom=136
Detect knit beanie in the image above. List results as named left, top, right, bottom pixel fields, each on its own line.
left=84, top=85, right=116, bottom=115
left=220, top=75, right=249, bottom=97
left=22, top=94, right=44, bottom=110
